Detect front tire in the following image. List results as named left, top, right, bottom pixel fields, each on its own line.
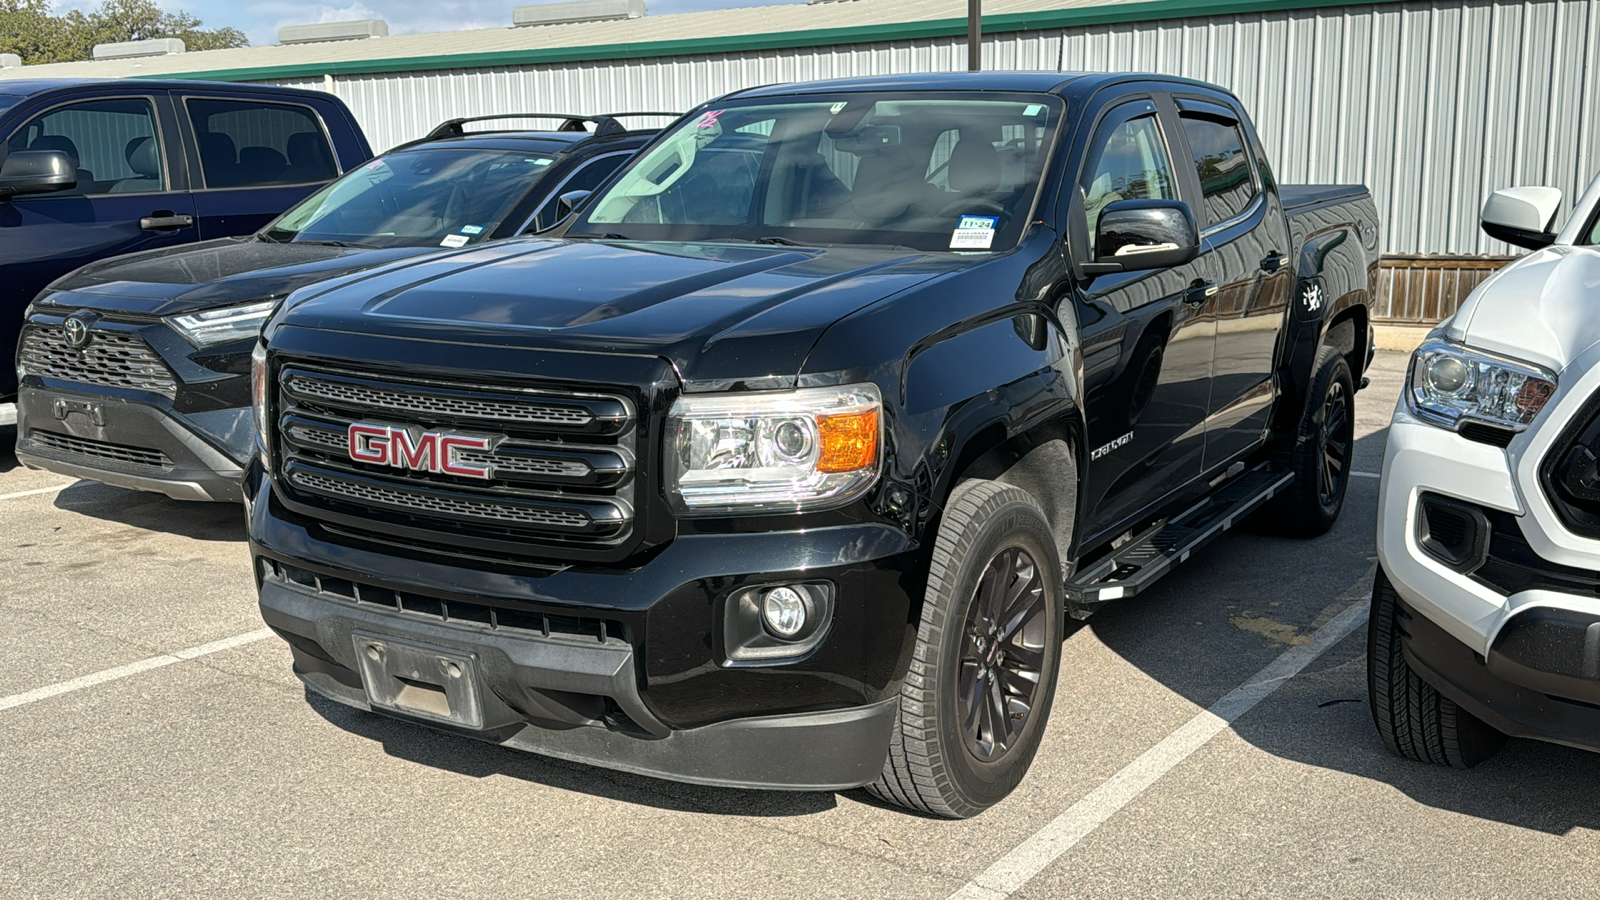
left=1367, top=568, right=1505, bottom=767
left=867, top=479, right=1064, bottom=818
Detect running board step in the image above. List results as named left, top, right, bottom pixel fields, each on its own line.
left=1065, top=463, right=1294, bottom=619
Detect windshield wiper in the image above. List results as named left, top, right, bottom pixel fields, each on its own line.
left=752, top=236, right=804, bottom=246
left=294, top=239, right=382, bottom=250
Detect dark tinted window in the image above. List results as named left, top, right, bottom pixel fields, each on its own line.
left=6, top=97, right=163, bottom=196
left=533, top=153, right=630, bottom=231
left=1180, top=115, right=1257, bottom=227
left=187, top=98, right=338, bottom=189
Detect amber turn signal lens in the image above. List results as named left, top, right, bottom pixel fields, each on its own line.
left=816, top=409, right=879, bottom=473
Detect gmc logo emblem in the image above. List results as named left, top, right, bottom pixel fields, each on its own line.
left=347, top=423, right=493, bottom=479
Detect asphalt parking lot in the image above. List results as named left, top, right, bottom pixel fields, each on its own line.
left=3, top=348, right=1598, bottom=899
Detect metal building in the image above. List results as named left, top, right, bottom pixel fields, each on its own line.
left=6, top=0, right=1596, bottom=323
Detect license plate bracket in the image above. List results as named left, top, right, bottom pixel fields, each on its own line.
left=353, top=632, right=486, bottom=730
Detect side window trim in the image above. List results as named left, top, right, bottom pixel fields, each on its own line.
left=3, top=93, right=171, bottom=198
left=519, top=150, right=632, bottom=233
left=179, top=94, right=342, bottom=191
left=1172, top=93, right=1263, bottom=237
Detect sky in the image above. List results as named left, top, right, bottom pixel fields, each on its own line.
left=50, top=0, right=807, bottom=47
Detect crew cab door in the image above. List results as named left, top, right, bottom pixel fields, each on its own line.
left=1069, top=97, right=1217, bottom=537
left=1172, top=97, right=1292, bottom=468
left=175, top=93, right=346, bottom=239
left=0, top=89, right=198, bottom=399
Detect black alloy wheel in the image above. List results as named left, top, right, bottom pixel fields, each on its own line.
left=959, top=546, right=1047, bottom=762
left=1319, top=378, right=1353, bottom=506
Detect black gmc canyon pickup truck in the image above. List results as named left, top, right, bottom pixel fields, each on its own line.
left=247, top=72, right=1379, bottom=818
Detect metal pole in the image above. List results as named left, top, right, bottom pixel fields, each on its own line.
left=968, top=0, right=981, bottom=71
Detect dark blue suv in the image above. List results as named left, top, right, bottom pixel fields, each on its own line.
left=0, top=78, right=373, bottom=425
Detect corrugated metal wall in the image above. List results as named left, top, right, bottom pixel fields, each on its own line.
left=257, top=0, right=1600, bottom=260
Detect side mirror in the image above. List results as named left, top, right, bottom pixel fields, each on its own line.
left=1083, top=200, right=1200, bottom=276
left=556, top=189, right=594, bottom=222
left=1481, top=186, right=1562, bottom=251
left=0, top=150, right=77, bottom=198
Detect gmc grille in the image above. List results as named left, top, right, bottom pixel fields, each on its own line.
left=19, top=324, right=177, bottom=399
left=273, top=363, right=638, bottom=556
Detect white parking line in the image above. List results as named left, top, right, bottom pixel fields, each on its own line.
left=0, top=483, right=74, bottom=501
left=948, top=600, right=1370, bottom=900
left=0, top=628, right=274, bottom=713
left=1352, top=471, right=1382, bottom=479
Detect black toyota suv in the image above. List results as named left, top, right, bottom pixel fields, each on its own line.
left=246, top=73, right=1379, bottom=817
left=14, top=113, right=665, bottom=501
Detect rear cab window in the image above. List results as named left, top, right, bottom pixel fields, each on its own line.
left=5, top=96, right=165, bottom=196
left=1177, top=112, right=1258, bottom=228
left=186, top=97, right=339, bottom=190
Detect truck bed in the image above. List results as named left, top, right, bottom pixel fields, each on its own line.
left=1281, top=184, right=1370, bottom=215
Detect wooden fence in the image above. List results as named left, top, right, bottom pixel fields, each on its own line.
left=1372, top=255, right=1517, bottom=325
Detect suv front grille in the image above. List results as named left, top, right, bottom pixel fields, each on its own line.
left=273, top=363, right=638, bottom=555
left=18, top=324, right=177, bottom=399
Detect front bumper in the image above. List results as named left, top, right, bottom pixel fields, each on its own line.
left=15, top=385, right=246, bottom=502
left=261, top=575, right=898, bottom=790
left=250, top=475, right=920, bottom=790
left=1379, top=410, right=1600, bottom=751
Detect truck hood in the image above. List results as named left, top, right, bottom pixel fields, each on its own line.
left=37, top=237, right=435, bottom=318
left=278, top=237, right=972, bottom=387
left=1445, top=244, right=1600, bottom=373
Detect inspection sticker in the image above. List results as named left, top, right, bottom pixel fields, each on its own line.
left=950, top=215, right=1000, bottom=250
left=460, top=224, right=485, bottom=235
left=440, top=234, right=470, bottom=248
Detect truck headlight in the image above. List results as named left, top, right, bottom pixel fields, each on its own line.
left=1407, top=338, right=1556, bottom=431
left=667, top=384, right=882, bottom=513
left=168, top=299, right=277, bottom=347
left=251, top=341, right=269, bottom=455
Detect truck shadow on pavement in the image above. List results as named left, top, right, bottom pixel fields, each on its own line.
left=1084, top=427, right=1600, bottom=836
left=302, top=690, right=840, bottom=816
left=50, top=481, right=248, bottom=542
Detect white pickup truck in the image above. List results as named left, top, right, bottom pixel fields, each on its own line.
left=1372, top=174, right=1600, bottom=764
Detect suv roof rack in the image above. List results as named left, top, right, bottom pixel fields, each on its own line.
left=425, top=111, right=680, bottom=141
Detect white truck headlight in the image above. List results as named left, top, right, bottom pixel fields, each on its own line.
left=667, top=384, right=882, bottom=513
left=1407, top=338, right=1556, bottom=431
left=169, top=299, right=277, bottom=347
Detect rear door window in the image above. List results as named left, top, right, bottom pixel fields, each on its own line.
left=5, top=97, right=165, bottom=196
left=187, top=98, right=339, bottom=189
left=1178, top=115, right=1258, bottom=228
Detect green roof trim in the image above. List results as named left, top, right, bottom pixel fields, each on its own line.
left=139, top=0, right=1401, bottom=83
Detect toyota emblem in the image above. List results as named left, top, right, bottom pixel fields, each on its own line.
left=62, top=312, right=95, bottom=349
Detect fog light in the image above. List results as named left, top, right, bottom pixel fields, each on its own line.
left=761, top=586, right=809, bottom=638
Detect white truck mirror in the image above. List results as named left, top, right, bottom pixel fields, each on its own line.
left=1481, top=186, right=1563, bottom=251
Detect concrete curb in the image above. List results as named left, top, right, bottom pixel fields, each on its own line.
left=1373, top=325, right=1430, bottom=354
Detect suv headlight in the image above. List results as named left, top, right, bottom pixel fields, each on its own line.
left=169, top=300, right=277, bottom=347
left=1408, top=338, right=1556, bottom=431
left=667, top=384, right=882, bottom=514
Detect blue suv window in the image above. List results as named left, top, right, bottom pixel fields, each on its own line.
left=5, top=97, right=164, bottom=196
left=187, top=98, right=338, bottom=189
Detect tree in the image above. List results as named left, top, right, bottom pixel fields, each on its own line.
left=0, top=0, right=247, bottom=65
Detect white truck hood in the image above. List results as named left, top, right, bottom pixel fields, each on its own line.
left=1444, top=244, right=1600, bottom=374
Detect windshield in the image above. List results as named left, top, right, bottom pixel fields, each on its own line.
left=571, top=92, right=1064, bottom=252
left=262, top=147, right=555, bottom=248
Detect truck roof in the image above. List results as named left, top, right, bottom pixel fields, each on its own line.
left=0, top=77, right=340, bottom=100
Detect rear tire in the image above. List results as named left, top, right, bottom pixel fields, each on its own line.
left=866, top=479, right=1064, bottom=818
left=1270, top=344, right=1355, bottom=538
left=1367, top=568, right=1505, bottom=767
